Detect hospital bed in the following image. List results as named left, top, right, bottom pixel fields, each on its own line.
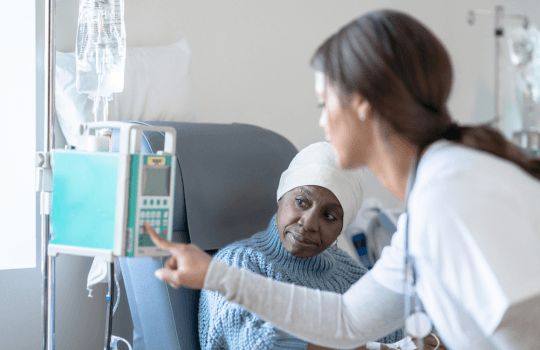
left=111, top=121, right=298, bottom=350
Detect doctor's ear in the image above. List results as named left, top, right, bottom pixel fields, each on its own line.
left=350, top=94, right=372, bottom=121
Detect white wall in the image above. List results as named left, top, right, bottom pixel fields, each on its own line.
left=0, top=1, right=36, bottom=270
left=55, top=0, right=540, bottom=210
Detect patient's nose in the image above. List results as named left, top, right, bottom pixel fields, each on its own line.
left=298, top=209, right=318, bottom=233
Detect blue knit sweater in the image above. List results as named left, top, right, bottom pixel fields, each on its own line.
left=198, top=214, right=403, bottom=350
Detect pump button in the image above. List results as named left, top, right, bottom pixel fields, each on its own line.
left=157, top=199, right=161, bottom=205
left=164, top=211, right=169, bottom=218
left=150, top=200, right=154, bottom=205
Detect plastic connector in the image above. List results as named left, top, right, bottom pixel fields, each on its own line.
left=110, top=335, right=132, bottom=350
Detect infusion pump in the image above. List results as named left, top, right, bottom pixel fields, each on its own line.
left=48, top=122, right=176, bottom=262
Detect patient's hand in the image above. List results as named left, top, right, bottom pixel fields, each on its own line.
left=144, top=222, right=212, bottom=289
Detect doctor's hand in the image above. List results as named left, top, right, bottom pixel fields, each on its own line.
left=144, top=222, right=212, bottom=290
left=413, top=334, right=446, bottom=350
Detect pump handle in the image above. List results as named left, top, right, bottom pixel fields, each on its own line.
left=81, top=122, right=176, bottom=155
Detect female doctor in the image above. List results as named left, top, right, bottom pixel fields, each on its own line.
left=145, top=9, right=540, bottom=350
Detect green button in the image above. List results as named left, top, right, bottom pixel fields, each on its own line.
left=163, top=199, right=167, bottom=205
left=157, top=199, right=161, bottom=205
left=143, top=199, right=147, bottom=205
left=150, top=200, right=154, bottom=205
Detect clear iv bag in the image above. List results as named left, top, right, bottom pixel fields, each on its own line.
left=76, top=0, right=126, bottom=103
left=508, top=25, right=540, bottom=130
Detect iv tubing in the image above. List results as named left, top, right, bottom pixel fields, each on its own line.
left=93, top=10, right=105, bottom=122
left=113, top=272, right=120, bottom=315
left=104, top=262, right=115, bottom=350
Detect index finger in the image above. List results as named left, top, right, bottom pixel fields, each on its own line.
left=144, top=222, right=176, bottom=251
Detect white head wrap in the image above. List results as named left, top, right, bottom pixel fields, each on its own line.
left=276, top=142, right=365, bottom=235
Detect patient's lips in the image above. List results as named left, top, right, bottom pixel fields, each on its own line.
left=287, top=231, right=317, bottom=246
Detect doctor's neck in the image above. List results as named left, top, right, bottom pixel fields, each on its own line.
left=365, top=127, right=419, bottom=202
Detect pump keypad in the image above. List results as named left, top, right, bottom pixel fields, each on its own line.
left=138, top=208, right=171, bottom=247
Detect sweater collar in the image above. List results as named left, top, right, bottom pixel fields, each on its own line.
left=252, top=214, right=336, bottom=276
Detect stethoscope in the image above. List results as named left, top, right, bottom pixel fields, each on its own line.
left=403, top=155, right=435, bottom=349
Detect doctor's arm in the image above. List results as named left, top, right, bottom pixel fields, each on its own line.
left=204, top=258, right=405, bottom=349
left=146, top=224, right=405, bottom=349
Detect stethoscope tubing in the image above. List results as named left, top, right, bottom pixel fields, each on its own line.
left=403, top=155, right=433, bottom=344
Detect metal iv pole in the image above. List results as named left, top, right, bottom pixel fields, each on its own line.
left=468, top=6, right=529, bottom=131
left=38, top=2, right=117, bottom=348
left=36, top=0, right=57, bottom=349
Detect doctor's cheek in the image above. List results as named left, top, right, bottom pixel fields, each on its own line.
left=319, top=111, right=331, bottom=141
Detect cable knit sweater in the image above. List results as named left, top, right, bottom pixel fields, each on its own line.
left=198, top=214, right=403, bottom=350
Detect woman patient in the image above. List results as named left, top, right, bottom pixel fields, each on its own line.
left=198, top=142, right=404, bottom=350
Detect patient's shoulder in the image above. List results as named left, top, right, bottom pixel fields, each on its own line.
left=332, top=248, right=368, bottom=279
left=213, top=236, right=267, bottom=273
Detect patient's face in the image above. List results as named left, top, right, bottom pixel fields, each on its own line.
left=276, top=185, right=344, bottom=259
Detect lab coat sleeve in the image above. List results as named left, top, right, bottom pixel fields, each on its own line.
left=369, top=214, right=408, bottom=294
left=203, top=260, right=405, bottom=349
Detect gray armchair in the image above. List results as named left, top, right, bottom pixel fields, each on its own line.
left=113, top=122, right=297, bottom=350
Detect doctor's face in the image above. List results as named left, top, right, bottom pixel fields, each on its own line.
left=315, top=72, right=369, bottom=169
left=276, top=185, right=344, bottom=259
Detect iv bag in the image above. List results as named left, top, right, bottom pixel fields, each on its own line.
left=508, top=25, right=540, bottom=130
left=76, top=0, right=126, bottom=101
left=509, top=26, right=540, bottom=105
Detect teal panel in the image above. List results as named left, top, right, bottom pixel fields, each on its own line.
left=126, top=155, right=140, bottom=257
left=50, top=151, right=119, bottom=251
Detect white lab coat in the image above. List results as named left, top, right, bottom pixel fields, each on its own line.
left=205, top=140, right=540, bottom=349
left=370, top=140, right=540, bottom=349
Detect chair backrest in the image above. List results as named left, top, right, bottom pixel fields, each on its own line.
left=114, top=121, right=297, bottom=350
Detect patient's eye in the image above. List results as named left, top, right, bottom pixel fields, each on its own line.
left=324, top=212, right=337, bottom=221
left=295, top=198, right=308, bottom=208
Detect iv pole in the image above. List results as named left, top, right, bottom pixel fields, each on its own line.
left=38, top=0, right=56, bottom=349
left=468, top=6, right=529, bottom=131
left=38, top=0, right=116, bottom=349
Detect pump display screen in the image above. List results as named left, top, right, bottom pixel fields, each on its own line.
left=143, top=166, right=171, bottom=196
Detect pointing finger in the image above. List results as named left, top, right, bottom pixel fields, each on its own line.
left=144, top=222, right=177, bottom=251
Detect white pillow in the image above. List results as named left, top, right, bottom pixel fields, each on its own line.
left=55, top=39, right=195, bottom=146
